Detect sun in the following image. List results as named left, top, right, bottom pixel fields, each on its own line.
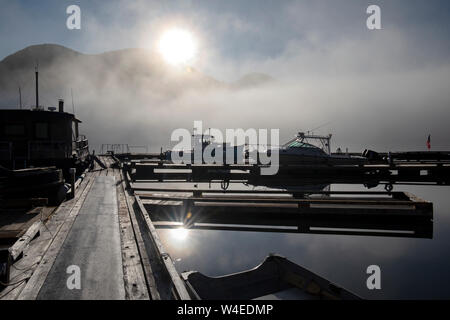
left=158, top=28, right=196, bottom=65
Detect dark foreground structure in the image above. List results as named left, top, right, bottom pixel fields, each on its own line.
left=0, top=107, right=89, bottom=175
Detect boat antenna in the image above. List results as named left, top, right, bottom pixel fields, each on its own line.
left=35, top=63, right=39, bottom=109
left=71, top=88, right=75, bottom=115
left=308, top=121, right=332, bottom=134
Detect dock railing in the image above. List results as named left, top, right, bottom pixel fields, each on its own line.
left=100, top=144, right=130, bottom=155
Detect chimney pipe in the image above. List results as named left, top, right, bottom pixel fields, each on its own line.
left=35, top=67, right=39, bottom=109
left=58, top=99, right=64, bottom=113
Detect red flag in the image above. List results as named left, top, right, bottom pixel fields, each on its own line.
left=426, top=134, right=431, bottom=150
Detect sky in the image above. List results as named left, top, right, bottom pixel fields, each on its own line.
left=1, top=0, right=450, bottom=152
left=1, top=0, right=450, bottom=78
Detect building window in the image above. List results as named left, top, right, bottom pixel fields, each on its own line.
left=35, top=122, right=49, bottom=139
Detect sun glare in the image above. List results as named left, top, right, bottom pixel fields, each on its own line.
left=170, top=227, right=189, bottom=241
left=158, top=28, right=196, bottom=65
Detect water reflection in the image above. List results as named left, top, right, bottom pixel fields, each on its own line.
left=170, top=227, right=189, bottom=241
left=142, top=181, right=450, bottom=299
left=145, top=182, right=432, bottom=239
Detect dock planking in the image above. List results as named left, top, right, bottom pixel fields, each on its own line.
left=111, top=156, right=153, bottom=300
left=1, top=156, right=154, bottom=300
left=0, top=168, right=97, bottom=300
left=17, top=171, right=100, bottom=300
left=36, top=175, right=125, bottom=300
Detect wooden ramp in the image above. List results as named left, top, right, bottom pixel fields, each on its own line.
left=37, top=176, right=125, bottom=299
left=1, top=157, right=155, bottom=300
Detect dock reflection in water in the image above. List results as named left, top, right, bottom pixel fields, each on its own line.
left=135, top=181, right=450, bottom=299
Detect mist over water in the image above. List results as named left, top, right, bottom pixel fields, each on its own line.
left=1, top=44, right=449, bottom=155
left=1, top=2, right=450, bottom=154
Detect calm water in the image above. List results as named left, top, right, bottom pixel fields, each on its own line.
left=145, top=182, right=450, bottom=299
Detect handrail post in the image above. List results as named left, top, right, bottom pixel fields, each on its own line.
left=69, top=168, right=76, bottom=199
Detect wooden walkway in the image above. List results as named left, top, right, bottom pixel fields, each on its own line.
left=0, top=157, right=153, bottom=300
left=36, top=176, right=125, bottom=299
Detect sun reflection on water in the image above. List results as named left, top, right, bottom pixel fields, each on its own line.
left=170, top=227, right=189, bottom=241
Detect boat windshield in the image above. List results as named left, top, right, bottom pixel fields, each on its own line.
left=286, top=140, right=320, bottom=149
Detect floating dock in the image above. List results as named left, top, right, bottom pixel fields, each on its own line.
left=127, top=158, right=450, bottom=187
left=0, top=155, right=435, bottom=300
left=137, top=189, right=432, bottom=238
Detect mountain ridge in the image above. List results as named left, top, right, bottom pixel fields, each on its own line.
left=0, top=44, right=273, bottom=98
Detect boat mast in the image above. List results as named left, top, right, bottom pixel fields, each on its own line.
left=71, top=88, right=75, bottom=115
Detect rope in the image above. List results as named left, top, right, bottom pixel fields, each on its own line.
left=220, top=180, right=230, bottom=190
left=0, top=276, right=30, bottom=297
left=0, top=276, right=30, bottom=287
left=11, top=261, right=39, bottom=272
